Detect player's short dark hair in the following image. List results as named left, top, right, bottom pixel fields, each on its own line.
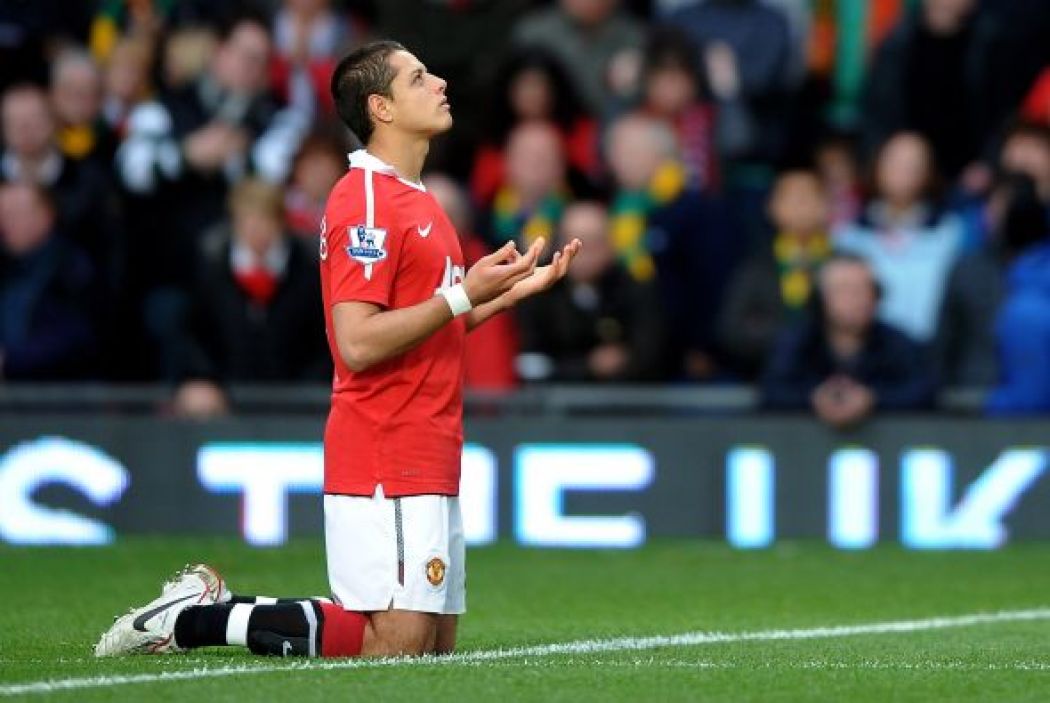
left=331, top=40, right=406, bottom=145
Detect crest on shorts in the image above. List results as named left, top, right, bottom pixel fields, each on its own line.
left=426, top=557, right=446, bottom=587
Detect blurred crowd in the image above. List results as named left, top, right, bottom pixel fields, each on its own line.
left=1, top=0, right=1049, bottom=422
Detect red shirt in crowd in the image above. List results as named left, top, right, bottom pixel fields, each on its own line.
left=320, top=150, right=467, bottom=497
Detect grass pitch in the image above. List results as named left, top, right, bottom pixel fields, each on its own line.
left=1, top=539, right=1049, bottom=701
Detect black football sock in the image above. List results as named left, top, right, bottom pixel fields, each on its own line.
left=174, top=604, right=234, bottom=649
left=174, top=601, right=324, bottom=656
left=245, top=601, right=324, bottom=657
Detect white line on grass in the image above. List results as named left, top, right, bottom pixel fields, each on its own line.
left=2, top=607, right=1048, bottom=697
left=475, top=657, right=1050, bottom=672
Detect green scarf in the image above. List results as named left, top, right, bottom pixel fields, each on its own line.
left=609, top=161, right=686, bottom=282
left=491, top=187, right=567, bottom=248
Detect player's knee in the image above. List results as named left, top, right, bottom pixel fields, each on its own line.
left=373, top=629, right=432, bottom=657
left=434, top=616, right=457, bottom=655
left=398, top=621, right=437, bottom=656
left=365, top=611, right=438, bottom=657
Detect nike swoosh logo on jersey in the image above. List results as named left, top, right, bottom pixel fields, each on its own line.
left=417, top=222, right=433, bottom=238
left=132, top=593, right=197, bottom=632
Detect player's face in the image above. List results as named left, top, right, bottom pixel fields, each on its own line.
left=385, top=51, right=452, bottom=137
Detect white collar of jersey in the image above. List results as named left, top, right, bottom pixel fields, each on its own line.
left=347, top=149, right=427, bottom=192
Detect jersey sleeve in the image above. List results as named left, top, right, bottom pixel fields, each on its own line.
left=323, top=175, right=407, bottom=309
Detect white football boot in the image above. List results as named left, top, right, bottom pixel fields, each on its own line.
left=94, top=564, right=228, bottom=657
left=162, top=564, right=231, bottom=604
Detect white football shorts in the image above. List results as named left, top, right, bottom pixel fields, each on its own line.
left=324, top=486, right=465, bottom=614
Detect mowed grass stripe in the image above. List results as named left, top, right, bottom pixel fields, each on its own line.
left=3, top=607, right=1048, bottom=697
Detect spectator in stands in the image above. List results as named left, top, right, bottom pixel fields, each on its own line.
left=861, top=0, right=1012, bottom=181
left=668, top=0, right=793, bottom=99
left=999, top=123, right=1050, bottom=205
left=486, top=122, right=571, bottom=249
left=937, top=174, right=1047, bottom=387
left=718, top=170, right=832, bottom=379
left=0, top=84, right=119, bottom=284
left=117, top=17, right=308, bottom=370
left=634, top=27, right=754, bottom=194
left=605, top=113, right=739, bottom=380
left=160, top=26, right=217, bottom=90
left=173, top=179, right=329, bottom=418
left=835, top=131, right=963, bottom=344
left=471, top=48, right=598, bottom=206
left=516, top=200, right=665, bottom=383
left=0, top=183, right=100, bottom=380
left=424, top=173, right=519, bottom=392
left=116, top=16, right=307, bottom=233
left=270, top=0, right=351, bottom=118
left=89, top=0, right=233, bottom=64
left=284, top=132, right=345, bottom=244
left=50, top=49, right=115, bottom=165
left=101, top=38, right=153, bottom=139
left=513, top=0, right=645, bottom=115
left=814, top=134, right=863, bottom=232
left=986, top=198, right=1050, bottom=415
left=762, top=254, right=936, bottom=428
left=666, top=0, right=794, bottom=167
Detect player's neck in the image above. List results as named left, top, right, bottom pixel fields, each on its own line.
left=366, top=132, right=429, bottom=184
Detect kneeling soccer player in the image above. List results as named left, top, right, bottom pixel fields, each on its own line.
left=94, top=563, right=448, bottom=658
left=94, top=40, right=580, bottom=660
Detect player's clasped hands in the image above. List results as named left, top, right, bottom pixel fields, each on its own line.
left=463, top=237, right=583, bottom=307
left=462, top=239, right=542, bottom=306
left=510, top=236, right=583, bottom=301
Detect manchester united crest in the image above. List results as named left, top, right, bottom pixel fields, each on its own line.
left=426, top=557, right=446, bottom=587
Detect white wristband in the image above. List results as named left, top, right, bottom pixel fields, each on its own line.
left=438, top=284, right=473, bottom=317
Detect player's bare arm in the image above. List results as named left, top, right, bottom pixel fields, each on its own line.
left=333, top=239, right=542, bottom=372
left=466, top=237, right=583, bottom=331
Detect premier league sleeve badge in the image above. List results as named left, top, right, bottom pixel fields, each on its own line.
left=346, top=224, right=388, bottom=280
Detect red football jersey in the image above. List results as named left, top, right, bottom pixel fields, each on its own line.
left=320, top=150, right=467, bottom=497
